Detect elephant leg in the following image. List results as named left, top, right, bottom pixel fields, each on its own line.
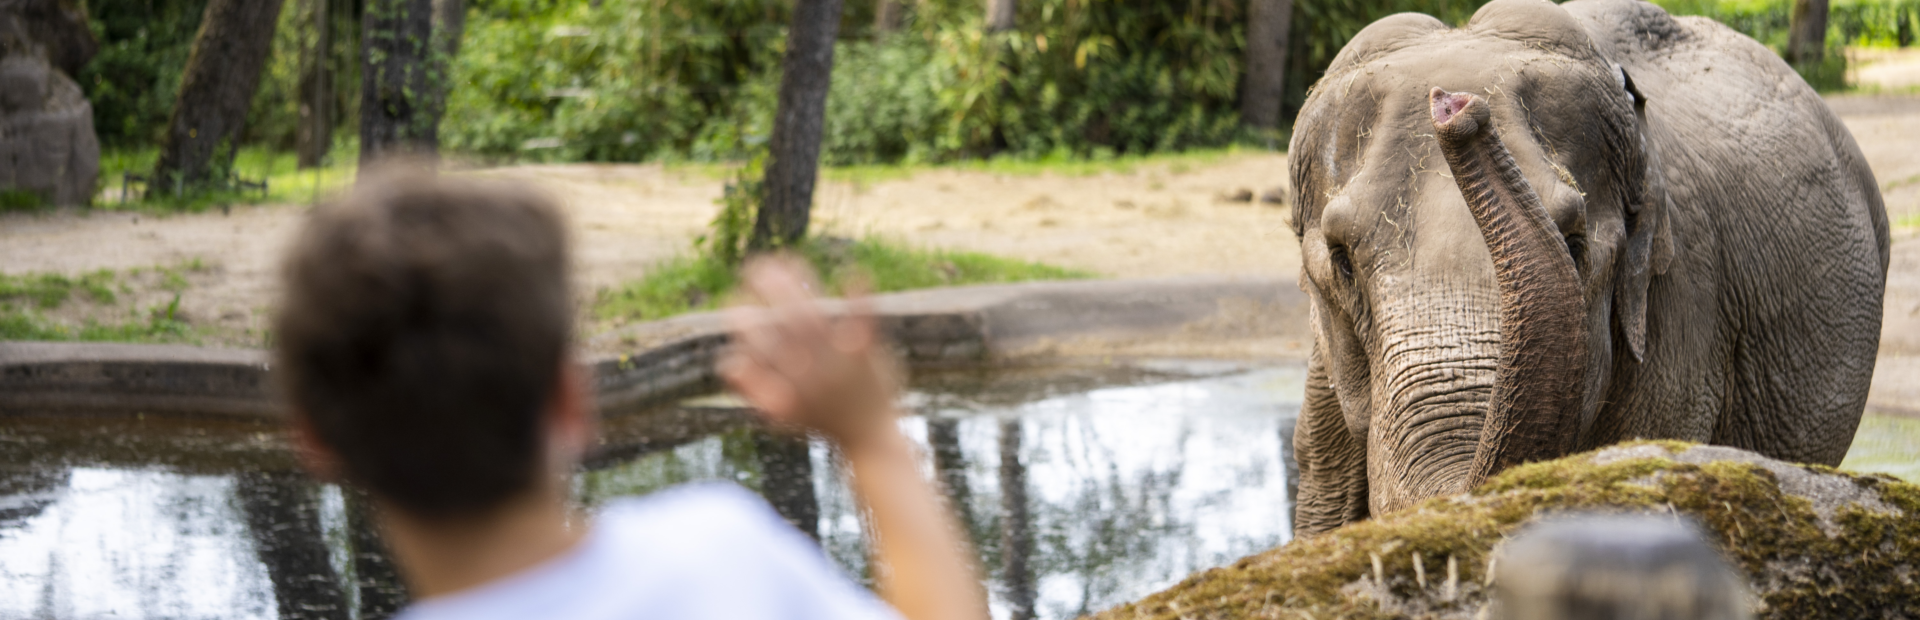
left=1293, top=344, right=1370, bottom=537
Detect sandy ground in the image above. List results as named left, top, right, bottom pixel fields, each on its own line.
left=1850, top=47, right=1920, bottom=92
left=3, top=94, right=1917, bottom=412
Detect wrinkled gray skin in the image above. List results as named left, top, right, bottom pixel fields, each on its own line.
left=1288, top=0, right=1889, bottom=536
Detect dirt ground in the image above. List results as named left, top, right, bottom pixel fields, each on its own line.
left=1850, top=47, right=1920, bottom=92
left=3, top=94, right=1917, bottom=412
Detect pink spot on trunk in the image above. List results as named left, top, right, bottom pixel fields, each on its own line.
left=1430, top=87, right=1473, bottom=125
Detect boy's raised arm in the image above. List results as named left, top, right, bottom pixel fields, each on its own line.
left=721, top=257, right=989, bottom=620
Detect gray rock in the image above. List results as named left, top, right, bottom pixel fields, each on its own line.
left=0, top=8, right=100, bottom=207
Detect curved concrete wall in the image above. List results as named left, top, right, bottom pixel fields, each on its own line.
left=1, top=277, right=1308, bottom=418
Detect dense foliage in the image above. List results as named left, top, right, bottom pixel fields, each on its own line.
left=78, top=0, right=1919, bottom=164
left=80, top=0, right=209, bottom=147
left=1659, top=0, right=1918, bottom=48
left=1655, top=0, right=1919, bottom=88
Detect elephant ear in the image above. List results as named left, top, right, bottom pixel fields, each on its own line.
left=1614, top=67, right=1674, bottom=363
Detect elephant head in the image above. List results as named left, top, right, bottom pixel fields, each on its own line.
left=1288, top=0, right=1673, bottom=532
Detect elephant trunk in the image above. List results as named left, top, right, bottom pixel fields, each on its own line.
left=1429, top=88, right=1587, bottom=486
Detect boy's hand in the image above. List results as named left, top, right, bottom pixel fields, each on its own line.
left=723, top=256, right=990, bottom=620
left=720, top=256, right=901, bottom=452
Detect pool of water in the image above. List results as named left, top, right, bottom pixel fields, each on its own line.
left=0, top=361, right=1307, bottom=620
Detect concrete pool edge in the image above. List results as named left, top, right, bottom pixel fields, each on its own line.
left=1, top=276, right=1313, bottom=418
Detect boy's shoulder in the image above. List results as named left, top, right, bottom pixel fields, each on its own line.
left=599, top=482, right=782, bottom=540
left=394, top=483, right=900, bottom=620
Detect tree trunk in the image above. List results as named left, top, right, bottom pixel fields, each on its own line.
left=748, top=0, right=844, bottom=251
left=360, top=0, right=438, bottom=168
left=984, top=0, right=1017, bottom=151
left=432, top=0, right=465, bottom=60
left=874, top=0, right=903, bottom=37
left=297, top=0, right=333, bottom=169
left=986, top=0, right=1015, bottom=33
left=148, top=0, right=287, bottom=195
left=1241, top=0, right=1291, bottom=130
left=426, top=0, right=464, bottom=148
left=1788, top=0, right=1830, bottom=65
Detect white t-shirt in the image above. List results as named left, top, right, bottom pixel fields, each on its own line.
left=391, top=483, right=904, bottom=620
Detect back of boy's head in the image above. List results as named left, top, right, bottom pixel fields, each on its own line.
left=1491, top=514, right=1753, bottom=620
left=275, top=168, right=573, bottom=519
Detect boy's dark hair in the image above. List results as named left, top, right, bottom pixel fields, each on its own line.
left=275, top=169, right=573, bottom=519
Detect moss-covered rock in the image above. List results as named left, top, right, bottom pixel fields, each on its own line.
left=1089, top=442, right=1920, bottom=620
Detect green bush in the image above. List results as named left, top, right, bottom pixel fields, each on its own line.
left=80, top=0, right=209, bottom=148
left=441, top=0, right=787, bottom=162
left=80, top=0, right=1917, bottom=167
left=821, top=38, right=944, bottom=164
left=1655, top=0, right=1920, bottom=90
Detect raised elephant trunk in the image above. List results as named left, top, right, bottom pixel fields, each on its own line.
left=1429, top=88, right=1588, bottom=485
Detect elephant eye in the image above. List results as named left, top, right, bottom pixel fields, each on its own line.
left=1565, top=234, right=1587, bottom=272
left=1329, top=245, right=1355, bottom=281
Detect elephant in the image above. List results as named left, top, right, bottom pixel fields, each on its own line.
left=1286, top=0, right=1889, bottom=536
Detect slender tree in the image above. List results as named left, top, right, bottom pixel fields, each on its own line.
left=1241, top=0, right=1292, bottom=131
left=983, top=0, right=1017, bottom=151
left=425, top=0, right=465, bottom=148
left=432, top=0, right=465, bottom=59
left=986, top=0, right=1015, bottom=33
left=297, top=0, right=333, bottom=169
left=1788, top=0, right=1830, bottom=66
left=749, top=0, right=845, bottom=251
left=360, top=0, right=439, bottom=168
left=148, top=0, right=287, bottom=195
left=874, top=0, right=903, bottom=37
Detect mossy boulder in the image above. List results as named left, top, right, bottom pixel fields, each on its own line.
left=1090, top=442, right=1920, bottom=620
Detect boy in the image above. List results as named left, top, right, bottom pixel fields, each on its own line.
left=274, top=169, right=987, bottom=620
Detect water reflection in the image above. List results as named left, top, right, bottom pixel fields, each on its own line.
left=582, top=363, right=1306, bottom=619
left=345, top=489, right=409, bottom=620
left=755, top=429, right=821, bottom=540
left=0, top=362, right=1302, bottom=620
left=234, top=471, right=348, bottom=620
left=998, top=418, right=1037, bottom=620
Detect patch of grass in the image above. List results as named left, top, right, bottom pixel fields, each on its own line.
left=1895, top=212, right=1920, bottom=232
left=0, top=261, right=207, bottom=344
left=1841, top=412, right=1920, bottom=482
left=818, top=146, right=1269, bottom=184
left=1, top=189, right=48, bottom=212
left=660, top=145, right=1279, bottom=190
left=594, top=236, right=1093, bottom=325
left=0, top=295, right=195, bottom=343
left=97, top=144, right=356, bottom=212
left=0, top=270, right=119, bottom=308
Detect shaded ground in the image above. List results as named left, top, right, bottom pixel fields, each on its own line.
left=1, top=95, right=1916, bottom=415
